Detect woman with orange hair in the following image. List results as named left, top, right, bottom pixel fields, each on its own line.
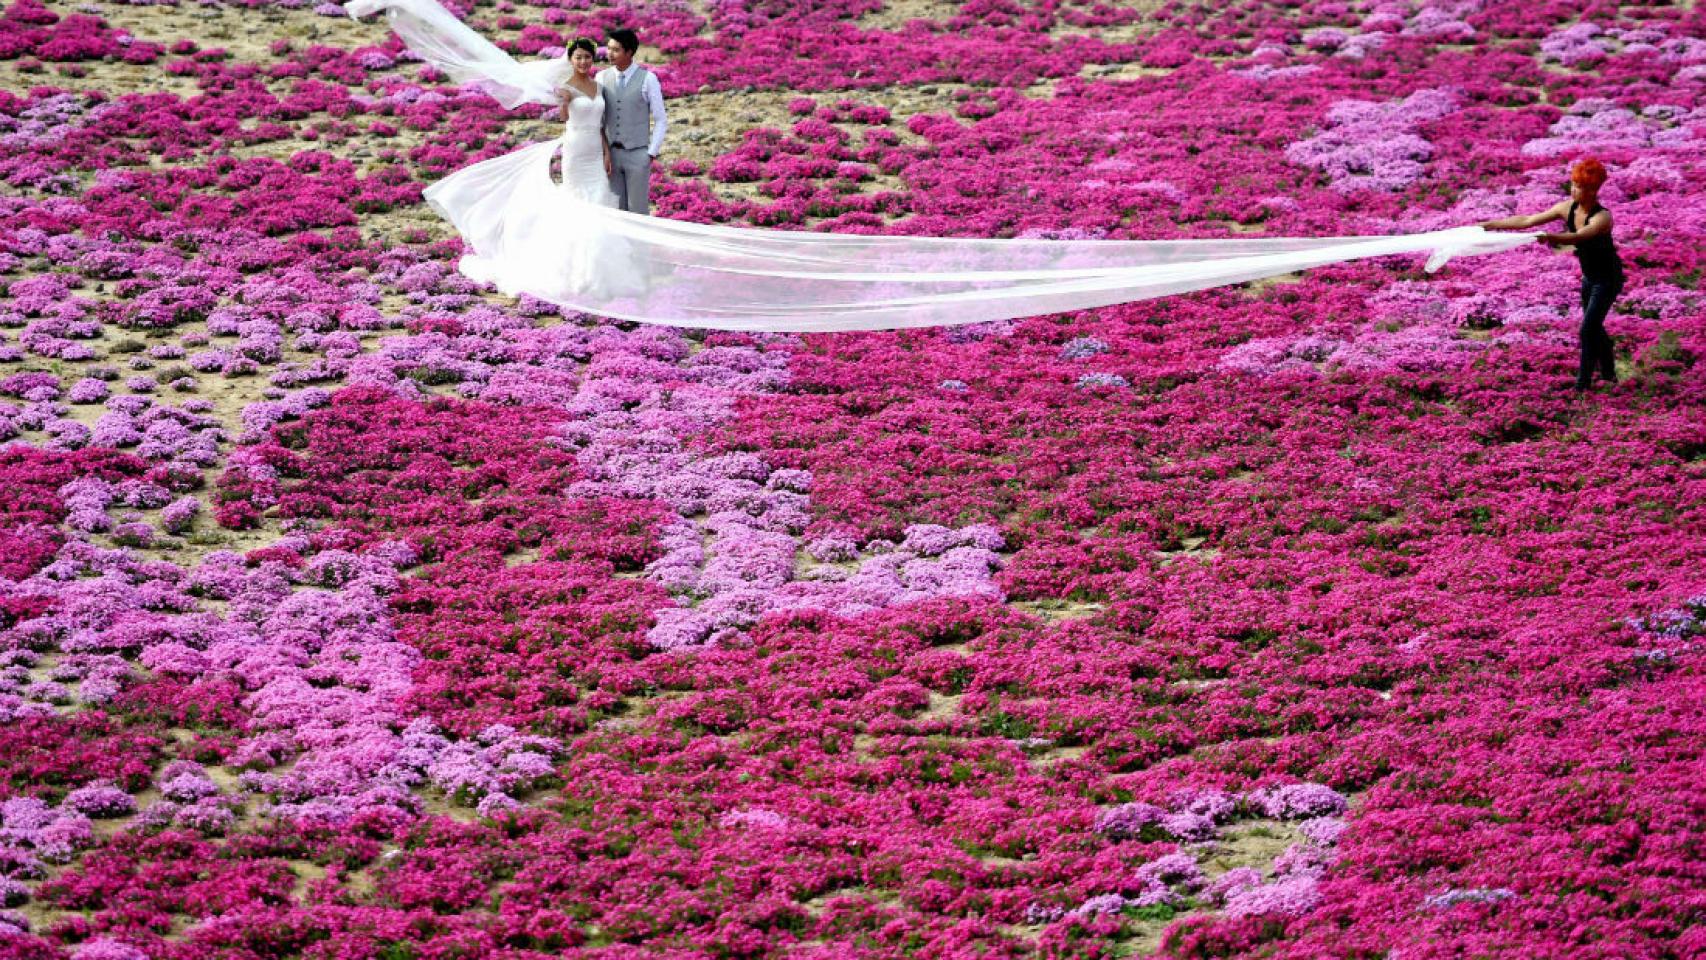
left=1482, top=158, right=1624, bottom=391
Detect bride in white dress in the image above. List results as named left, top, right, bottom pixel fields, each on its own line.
left=416, top=37, right=639, bottom=303
left=552, top=39, right=617, bottom=210
left=349, top=0, right=1534, bottom=332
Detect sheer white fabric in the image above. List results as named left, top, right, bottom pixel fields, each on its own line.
left=349, top=0, right=1536, bottom=333
left=421, top=87, right=645, bottom=302
left=346, top=0, right=565, bottom=108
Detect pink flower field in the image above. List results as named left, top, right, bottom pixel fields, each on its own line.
left=0, top=0, right=1703, bottom=956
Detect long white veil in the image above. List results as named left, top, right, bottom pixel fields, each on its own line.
left=347, top=0, right=1534, bottom=332
left=348, top=0, right=567, bottom=108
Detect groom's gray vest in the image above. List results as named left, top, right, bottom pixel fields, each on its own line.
left=603, top=66, right=653, bottom=150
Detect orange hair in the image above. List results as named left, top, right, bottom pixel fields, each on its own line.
left=1570, top=157, right=1608, bottom=192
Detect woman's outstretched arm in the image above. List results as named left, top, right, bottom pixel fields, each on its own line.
left=1481, top=201, right=1567, bottom=231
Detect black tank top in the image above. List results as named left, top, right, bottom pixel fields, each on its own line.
left=1567, top=201, right=1622, bottom=281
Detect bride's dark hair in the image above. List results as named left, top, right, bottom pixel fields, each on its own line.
left=566, top=37, right=597, bottom=58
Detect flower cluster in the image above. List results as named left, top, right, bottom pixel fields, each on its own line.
left=1284, top=88, right=1459, bottom=193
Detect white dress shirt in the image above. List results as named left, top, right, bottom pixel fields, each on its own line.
left=598, top=63, right=668, bottom=157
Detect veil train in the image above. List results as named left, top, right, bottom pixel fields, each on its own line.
left=347, top=0, right=1534, bottom=332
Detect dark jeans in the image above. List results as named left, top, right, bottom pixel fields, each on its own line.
left=1578, top=274, right=1622, bottom=388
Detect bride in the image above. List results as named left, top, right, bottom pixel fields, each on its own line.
left=348, top=0, right=1534, bottom=332
left=412, top=36, right=645, bottom=303
left=550, top=38, right=616, bottom=210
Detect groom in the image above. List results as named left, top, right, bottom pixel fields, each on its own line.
left=598, top=28, right=668, bottom=216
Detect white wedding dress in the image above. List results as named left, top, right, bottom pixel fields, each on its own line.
left=348, top=0, right=1536, bottom=332
left=420, top=85, right=643, bottom=302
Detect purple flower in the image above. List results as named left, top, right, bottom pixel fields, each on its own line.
left=765, top=468, right=812, bottom=493
left=1023, top=902, right=1065, bottom=925
left=0, top=849, right=46, bottom=880
left=1124, top=878, right=1181, bottom=908
left=188, top=349, right=229, bottom=372
left=899, top=524, right=962, bottom=557
left=1285, top=89, right=1458, bottom=192
left=1094, top=801, right=1166, bottom=840
left=1060, top=336, right=1109, bottom=360
left=159, top=771, right=220, bottom=803
left=160, top=496, right=200, bottom=534
left=130, top=800, right=182, bottom=833
left=302, top=549, right=363, bottom=587
left=78, top=677, right=121, bottom=704
left=0, top=371, right=59, bottom=401
left=1069, top=892, right=1127, bottom=917
left=62, top=784, right=136, bottom=819
left=140, top=642, right=209, bottom=677
left=1303, top=28, right=1350, bottom=51
left=175, top=800, right=237, bottom=835
left=1136, top=852, right=1206, bottom=891
left=1075, top=372, right=1128, bottom=389
left=1161, top=812, right=1218, bottom=842
left=229, top=733, right=296, bottom=771
left=361, top=539, right=418, bottom=570
left=46, top=419, right=92, bottom=450
left=720, top=808, right=790, bottom=830
left=1, top=797, right=54, bottom=831
left=111, top=522, right=154, bottom=547
left=807, top=536, right=859, bottom=563
left=1298, top=816, right=1347, bottom=846
left=67, top=377, right=110, bottom=403
left=1272, top=842, right=1337, bottom=879
left=499, top=750, right=555, bottom=780
left=1223, top=875, right=1322, bottom=918
left=71, top=938, right=149, bottom=960
left=117, top=480, right=170, bottom=509
left=1423, top=887, right=1517, bottom=910
left=1205, top=867, right=1264, bottom=905
left=1250, top=783, right=1349, bottom=820
left=1167, top=787, right=1240, bottom=822
left=475, top=792, right=521, bottom=818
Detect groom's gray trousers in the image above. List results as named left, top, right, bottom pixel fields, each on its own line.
left=607, top=146, right=652, bottom=215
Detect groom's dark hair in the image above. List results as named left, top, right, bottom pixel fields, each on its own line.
left=607, top=28, right=639, bottom=53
